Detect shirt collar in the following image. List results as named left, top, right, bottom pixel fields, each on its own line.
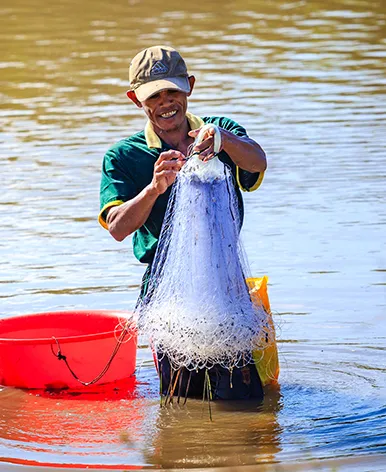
left=145, top=112, right=205, bottom=149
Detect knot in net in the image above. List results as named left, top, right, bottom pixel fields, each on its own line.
left=136, top=151, right=275, bottom=372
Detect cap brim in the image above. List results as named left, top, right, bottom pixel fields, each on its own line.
left=134, top=77, right=190, bottom=102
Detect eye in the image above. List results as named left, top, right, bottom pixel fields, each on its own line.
left=149, top=93, right=160, bottom=100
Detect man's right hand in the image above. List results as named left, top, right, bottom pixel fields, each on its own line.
left=151, top=150, right=186, bottom=195
left=106, top=150, right=186, bottom=242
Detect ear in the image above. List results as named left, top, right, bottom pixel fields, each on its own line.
left=187, top=76, right=196, bottom=97
left=126, top=90, right=143, bottom=108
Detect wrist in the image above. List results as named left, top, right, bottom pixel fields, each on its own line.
left=147, top=181, right=163, bottom=198
left=219, top=128, right=233, bottom=153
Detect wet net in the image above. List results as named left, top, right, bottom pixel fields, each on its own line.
left=136, top=126, right=275, bottom=372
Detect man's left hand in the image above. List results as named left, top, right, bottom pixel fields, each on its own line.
left=188, top=127, right=223, bottom=162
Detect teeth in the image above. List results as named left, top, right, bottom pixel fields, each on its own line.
left=161, top=110, right=177, bottom=118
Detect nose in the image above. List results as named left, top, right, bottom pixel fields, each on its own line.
left=158, top=90, right=174, bottom=105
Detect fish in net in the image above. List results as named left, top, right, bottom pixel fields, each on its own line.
left=136, top=125, right=275, bottom=374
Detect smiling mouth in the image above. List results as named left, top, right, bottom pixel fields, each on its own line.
left=160, top=110, right=177, bottom=118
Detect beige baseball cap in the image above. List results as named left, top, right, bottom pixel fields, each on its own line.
left=128, top=46, right=191, bottom=101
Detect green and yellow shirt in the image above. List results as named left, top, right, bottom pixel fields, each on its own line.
left=99, top=112, right=264, bottom=264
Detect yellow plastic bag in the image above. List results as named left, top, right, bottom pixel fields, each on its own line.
left=246, top=276, right=280, bottom=386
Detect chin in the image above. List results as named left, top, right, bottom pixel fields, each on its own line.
left=157, top=109, right=186, bottom=131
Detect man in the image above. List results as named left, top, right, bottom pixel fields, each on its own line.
left=99, top=46, right=267, bottom=400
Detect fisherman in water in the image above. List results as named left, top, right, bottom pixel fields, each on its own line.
left=99, top=46, right=268, bottom=400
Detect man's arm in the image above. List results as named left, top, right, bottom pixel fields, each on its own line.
left=188, top=127, right=267, bottom=173
left=106, top=150, right=185, bottom=242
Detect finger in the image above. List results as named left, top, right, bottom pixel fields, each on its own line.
left=157, top=169, right=179, bottom=178
left=157, top=150, right=186, bottom=163
left=156, top=169, right=180, bottom=184
left=202, top=153, right=216, bottom=162
left=198, top=127, right=215, bottom=142
left=197, top=144, right=215, bottom=160
left=188, top=128, right=201, bottom=138
left=193, top=137, right=214, bottom=153
left=190, top=126, right=215, bottom=138
left=155, top=160, right=183, bottom=172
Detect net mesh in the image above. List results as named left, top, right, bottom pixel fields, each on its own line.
left=136, top=152, right=275, bottom=372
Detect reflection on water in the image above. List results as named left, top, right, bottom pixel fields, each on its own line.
left=0, top=347, right=385, bottom=470
left=1, top=0, right=385, bottom=469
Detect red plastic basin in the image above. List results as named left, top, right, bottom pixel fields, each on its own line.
left=0, top=310, right=137, bottom=390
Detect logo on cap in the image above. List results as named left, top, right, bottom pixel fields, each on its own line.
left=151, top=61, right=169, bottom=76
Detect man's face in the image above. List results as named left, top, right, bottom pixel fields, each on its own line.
left=141, top=89, right=189, bottom=134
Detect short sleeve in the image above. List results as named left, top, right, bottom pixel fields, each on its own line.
left=98, top=148, right=137, bottom=229
left=216, top=116, right=248, bottom=138
left=236, top=167, right=265, bottom=192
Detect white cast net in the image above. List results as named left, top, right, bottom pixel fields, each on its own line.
left=136, top=145, right=274, bottom=371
